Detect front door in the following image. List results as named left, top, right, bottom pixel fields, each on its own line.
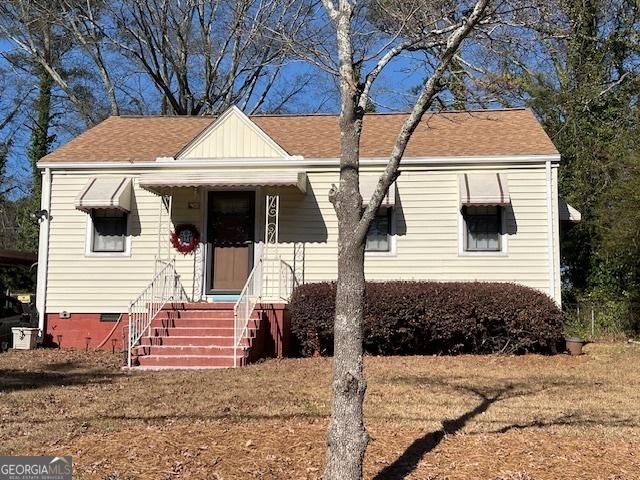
left=207, top=191, right=255, bottom=294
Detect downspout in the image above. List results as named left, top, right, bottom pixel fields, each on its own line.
left=545, top=160, right=556, bottom=302
left=36, top=167, right=52, bottom=336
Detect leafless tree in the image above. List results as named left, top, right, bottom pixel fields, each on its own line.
left=98, top=0, right=313, bottom=115
left=0, top=0, right=128, bottom=127
left=1, top=0, right=315, bottom=123
left=292, top=1, right=506, bottom=478
left=0, top=0, right=101, bottom=126
left=60, top=0, right=122, bottom=116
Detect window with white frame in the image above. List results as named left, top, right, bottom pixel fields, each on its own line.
left=366, top=208, right=392, bottom=252
left=462, top=205, right=502, bottom=252
left=90, top=210, right=128, bottom=253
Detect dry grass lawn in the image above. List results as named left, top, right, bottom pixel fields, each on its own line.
left=1, top=343, right=639, bottom=480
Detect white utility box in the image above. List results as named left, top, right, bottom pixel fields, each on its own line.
left=11, top=327, right=39, bottom=350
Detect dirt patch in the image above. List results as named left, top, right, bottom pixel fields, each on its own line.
left=1, top=343, right=639, bottom=479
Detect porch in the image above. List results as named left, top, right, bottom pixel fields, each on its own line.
left=128, top=172, right=307, bottom=368
left=138, top=171, right=308, bottom=304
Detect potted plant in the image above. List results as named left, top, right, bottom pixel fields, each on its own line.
left=563, top=317, right=589, bottom=356
left=565, top=336, right=587, bottom=356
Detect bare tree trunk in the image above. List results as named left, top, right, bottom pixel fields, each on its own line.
left=325, top=105, right=369, bottom=479
left=314, top=0, right=492, bottom=478
left=323, top=3, right=369, bottom=473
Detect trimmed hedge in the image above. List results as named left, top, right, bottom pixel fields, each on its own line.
left=289, top=281, right=563, bottom=356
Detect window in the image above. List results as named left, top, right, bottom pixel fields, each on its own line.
left=463, top=205, right=502, bottom=252
left=366, top=209, right=392, bottom=252
left=91, top=210, right=128, bottom=253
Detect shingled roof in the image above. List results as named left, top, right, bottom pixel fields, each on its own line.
left=39, top=108, right=558, bottom=163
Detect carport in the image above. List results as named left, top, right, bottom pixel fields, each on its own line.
left=0, top=249, right=37, bottom=268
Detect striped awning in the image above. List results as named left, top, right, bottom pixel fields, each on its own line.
left=360, top=176, right=396, bottom=207
left=559, top=199, right=581, bottom=222
left=139, top=171, right=307, bottom=194
left=459, top=173, right=510, bottom=206
left=75, top=177, right=132, bottom=213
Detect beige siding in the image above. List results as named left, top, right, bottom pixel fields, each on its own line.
left=274, top=165, right=555, bottom=297
left=179, top=109, right=285, bottom=159
left=44, top=163, right=558, bottom=313
left=46, top=172, right=202, bottom=313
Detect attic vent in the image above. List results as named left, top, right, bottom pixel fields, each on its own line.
left=100, top=313, right=120, bottom=323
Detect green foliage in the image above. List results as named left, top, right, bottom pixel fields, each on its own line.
left=27, top=63, right=54, bottom=198
left=0, top=266, right=36, bottom=293
left=487, top=0, right=640, bottom=315
left=0, top=195, right=40, bottom=252
left=0, top=142, right=9, bottom=200
left=563, top=299, right=637, bottom=340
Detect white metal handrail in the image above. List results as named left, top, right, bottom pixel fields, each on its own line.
left=232, top=255, right=298, bottom=368
left=127, top=258, right=184, bottom=367
left=233, top=256, right=264, bottom=367
left=278, top=258, right=297, bottom=301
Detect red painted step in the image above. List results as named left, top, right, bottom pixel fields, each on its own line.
left=141, top=336, right=246, bottom=347
left=138, top=345, right=246, bottom=356
left=131, top=302, right=266, bottom=369
left=163, top=302, right=236, bottom=310
left=151, top=318, right=262, bottom=329
left=137, top=354, right=241, bottom=368
left=151, top=326, right=238, bottom=337
left=156, top=310, right=241, bottom=319
left=152, top=318, right=235, bottom=328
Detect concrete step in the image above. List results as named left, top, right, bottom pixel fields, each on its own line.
left=141, top=335, right=246, bottom=347
left=137, top=354, right=241, bottom=368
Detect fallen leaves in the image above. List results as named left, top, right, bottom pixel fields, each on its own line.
left=0, top=343, right=639, bottom=479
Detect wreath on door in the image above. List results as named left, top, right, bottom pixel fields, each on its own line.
left=170, top=224, right=201, bottom=254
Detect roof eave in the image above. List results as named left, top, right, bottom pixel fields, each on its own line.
left=38, top=153, right=561, bottom=170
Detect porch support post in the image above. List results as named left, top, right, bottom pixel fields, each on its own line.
left=156, top=194, right=173, bottom=268
left=265, top=194, right=280, bottom=299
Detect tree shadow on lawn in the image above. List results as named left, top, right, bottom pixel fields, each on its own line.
left=0, top=365, right=121, bottom=393
left=373, top=383, right=513, bottom=480
left=372, top=376, right=586, bottom=480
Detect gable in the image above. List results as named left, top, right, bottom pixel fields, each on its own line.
left=177, top=106, right=289, bottom=160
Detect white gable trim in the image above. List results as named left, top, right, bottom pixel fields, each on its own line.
left=174, top=105, right=290, bottom=160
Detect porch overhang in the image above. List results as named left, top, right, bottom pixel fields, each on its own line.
left=138, top=171, right=307, bottom=194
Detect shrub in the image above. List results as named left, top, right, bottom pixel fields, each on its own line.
left=289, top=281, right=563, bottom=356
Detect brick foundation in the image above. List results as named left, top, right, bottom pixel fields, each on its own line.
left=248, top=303, right=290, bottom=361
left=44, top=304, right=290, bottom=359
left=45, top=313, right=127, bottom=350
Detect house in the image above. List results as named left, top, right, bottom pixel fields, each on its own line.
left=34, top=106, right=580, bottom=368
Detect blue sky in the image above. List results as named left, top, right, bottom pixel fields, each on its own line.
left=0, top=28, right=485, bottom=200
